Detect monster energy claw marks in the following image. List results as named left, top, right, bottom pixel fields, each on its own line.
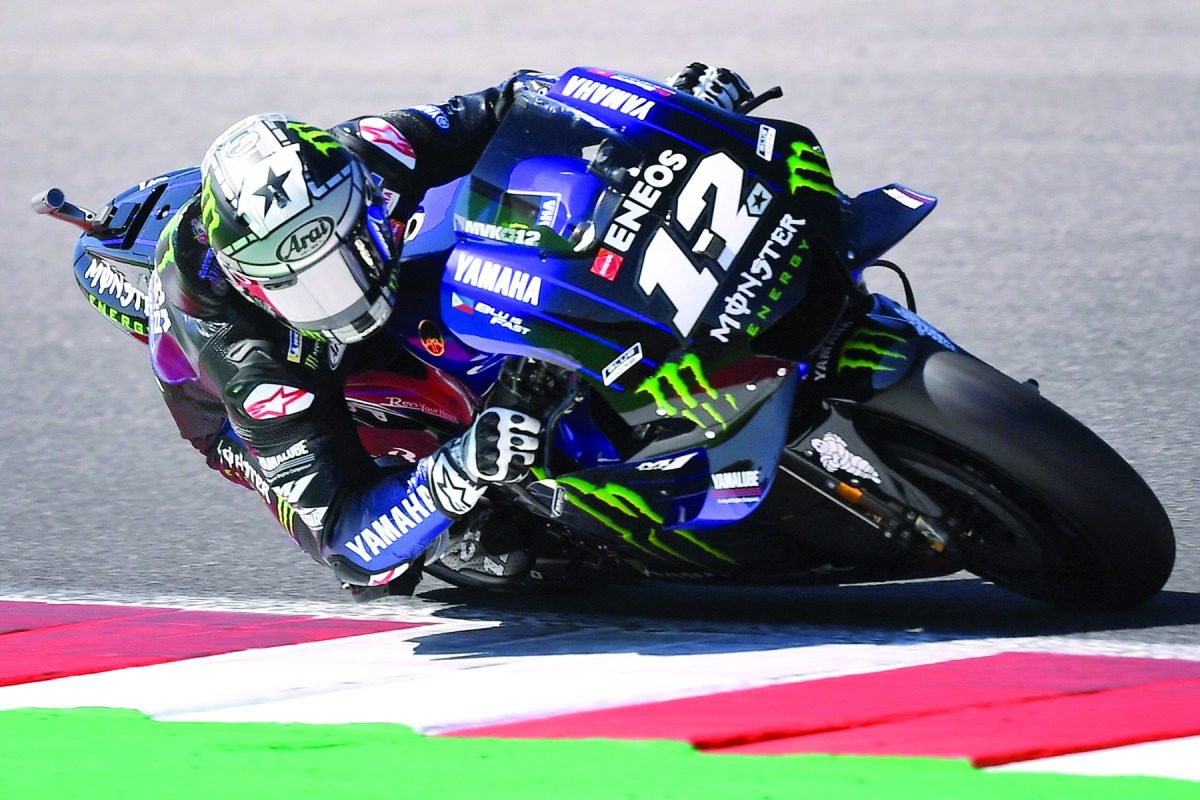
left=636, top=354, right=738, bottom=430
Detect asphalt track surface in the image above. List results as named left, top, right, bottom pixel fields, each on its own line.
left=3, top=2, right=1198, bottom=650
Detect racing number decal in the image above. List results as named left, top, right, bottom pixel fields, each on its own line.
left=634, top=152, right=774, bottom=338
left=675, top=153, right=765, bottom=269
left=640, top=229, right=718, bottom=336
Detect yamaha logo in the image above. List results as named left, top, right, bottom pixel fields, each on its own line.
left=276, top=216, right=334, bottom=261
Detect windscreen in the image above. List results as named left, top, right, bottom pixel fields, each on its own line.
left=453, top=92, right=644, bottom=254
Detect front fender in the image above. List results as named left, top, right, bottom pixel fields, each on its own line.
left=857, top=349, right=1165, bottom=526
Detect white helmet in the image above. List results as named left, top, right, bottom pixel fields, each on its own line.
left=200, top=113, right=401, bottom=344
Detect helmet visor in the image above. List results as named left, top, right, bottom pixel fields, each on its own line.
left=220, top=214, right=398, bottom=343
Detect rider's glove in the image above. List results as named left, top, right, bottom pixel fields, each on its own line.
left=427, top=408, right=542, bottom=517
left=666, top=63, right=754, bottom=113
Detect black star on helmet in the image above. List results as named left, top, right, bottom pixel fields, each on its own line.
left=254, top=166, right=291, bottom=212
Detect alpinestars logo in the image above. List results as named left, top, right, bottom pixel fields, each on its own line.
left=636, top=354, right=737, bottom=431
left=243, top=384, right=315, bottom=420
left=786, top=142, right=837, bottom=198
left=429, top=452, right=484, bottom=517
left=358, top=117, right=416, bottom=169
left=837, top=328, right=907, bottom=375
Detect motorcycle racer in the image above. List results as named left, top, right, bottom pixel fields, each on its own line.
left=149, top=64, right=754, bottom=600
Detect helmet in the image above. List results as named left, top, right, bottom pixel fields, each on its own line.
left=200, top=113, right=400, bottom=344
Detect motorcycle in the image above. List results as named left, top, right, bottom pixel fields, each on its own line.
left=34, top=67, right=1174, bottom=610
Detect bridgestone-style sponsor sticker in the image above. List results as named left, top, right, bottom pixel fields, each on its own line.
left=243, top=384, right=315, bottom=420
left=756, top=124, right=777, bottom=161
left=590, top=248, right=623, bottom=281
left=602, top=342, right=642, bottom=386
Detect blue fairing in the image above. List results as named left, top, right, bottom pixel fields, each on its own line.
left=845, top=184, right=938, bottom=268
left=871, top=294, right=962, bottom=354
left=378, top=67, right=945, bottom=572
left=71, top=167, right=202, bottom=342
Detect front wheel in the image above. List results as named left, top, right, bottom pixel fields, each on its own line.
left=858, top=351, right=1175, bottom=611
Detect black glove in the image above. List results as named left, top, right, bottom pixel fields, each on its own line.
left=666, top=63, right=754, bottom=112
left=428, top=408, right=542, bottom=516
left=494, top=70, right=549, bottom=120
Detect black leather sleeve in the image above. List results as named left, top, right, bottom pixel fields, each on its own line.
left=331, top=71, right=550, bottom=219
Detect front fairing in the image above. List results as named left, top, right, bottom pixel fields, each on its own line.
left=526, top=367, right=798, bottom=573
left=386, top=67, right=956, bottom=575
left=438, top=70, right=850, bottom=451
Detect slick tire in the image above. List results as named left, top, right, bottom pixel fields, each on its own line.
left=858, top=349, right=1175, bottom=611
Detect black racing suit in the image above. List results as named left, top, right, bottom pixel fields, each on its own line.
left=148, top=73, right=548, bottom=590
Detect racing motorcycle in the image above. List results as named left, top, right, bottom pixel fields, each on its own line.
left=34, top=67, right=1174, bottom=610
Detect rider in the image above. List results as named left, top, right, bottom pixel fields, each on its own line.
left=150, top=64, right=754, bottom=600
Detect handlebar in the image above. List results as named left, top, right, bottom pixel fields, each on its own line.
left=739, top=86, right=784, bottom=115
left=31, top=187, right=114, bottom=234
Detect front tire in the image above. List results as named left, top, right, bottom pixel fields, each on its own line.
left=859, top=350, right=1175, bottom=610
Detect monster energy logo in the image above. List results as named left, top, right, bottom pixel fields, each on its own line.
left=199, top=174, right=221, bottom=248
left=275, top=492, right=297, bottom=538
left=786, top=142, right=837, bottom=198
left=293, top=328, right=324, bottom=342
left=288, top=122, right=341, bottom=156
left=636, top=354, right=737, bottom=430
left=556, top=476, right=733, bottom=566
left=155, top=207, right=185, bottom=273
left=837, top=328, right=907, bottom=374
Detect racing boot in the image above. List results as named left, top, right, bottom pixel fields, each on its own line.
left=430, top=504, right=534, bottom=586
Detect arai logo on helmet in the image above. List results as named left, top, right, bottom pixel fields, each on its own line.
left=276, top=217, right=335, bottom=261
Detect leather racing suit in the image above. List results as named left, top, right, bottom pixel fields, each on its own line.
left=148, top=72, right=549, bottom=592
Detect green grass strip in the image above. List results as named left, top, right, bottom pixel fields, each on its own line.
left=1, top=708, right=1197, bottom=799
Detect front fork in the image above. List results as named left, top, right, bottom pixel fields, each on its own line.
left=783, top=401, right=952, bottom=555
left=782, top=294, right=966, bottom=555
